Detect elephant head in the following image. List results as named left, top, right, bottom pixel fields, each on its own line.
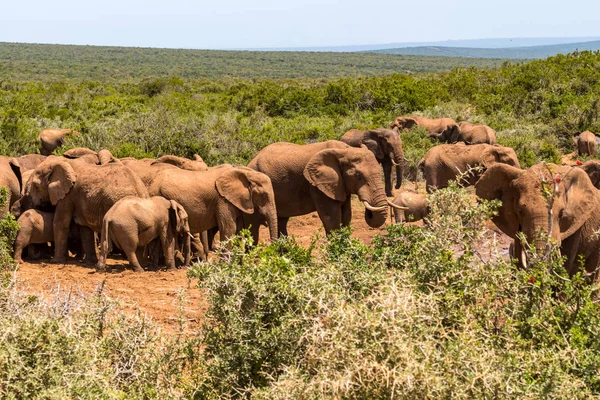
left=581, top=160, right=600, bottom=189
left=481, top=145, right=521, bottom=169
left=216, top=167, right=279, bottom=241
left=304, top=146, right=389, bottom=228
left=23, top=158, right=76, bottom=209
left=363, top=129, right=404, bottom=190
left=152, top=155, right=208, bottom=171
left=169, top=200, right=191, bottom=266
left=476, top=163, right=595, bottom=261
left=97, top=150, right=120, bottom=165
left=435, top=123, right=461, bottom=142
left=390, top=116, right=418, bottom=132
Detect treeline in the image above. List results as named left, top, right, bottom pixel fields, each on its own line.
left=1, top=51, right=600, bottom=167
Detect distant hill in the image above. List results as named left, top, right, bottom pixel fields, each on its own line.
left=0, top=42, right=509, bottom=81
left=369, top=40, right=600, bottom=59
left=250, top=37, right=600, bottom=52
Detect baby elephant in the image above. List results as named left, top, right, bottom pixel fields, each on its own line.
left=390, top=191, right=428, bottom=223
left=14, top=209, right=54, bottom=263
left=97, top=197, right=191, bottom=272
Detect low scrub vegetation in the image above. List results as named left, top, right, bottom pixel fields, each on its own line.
left=189, top=182, right=600, bottom=398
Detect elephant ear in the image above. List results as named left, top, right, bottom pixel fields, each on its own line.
left=98, top=150, right=117, bottom=165
left=303, top=149, right=346, bottom=202
left=215, top=168, right=255, bottom=214
left=364, top=131, right=385, bottom=159
left=8, top=158, right=22, bottom=194
left=475, top=163, right=524, bottom=238
left=559, top=168, right=596, bottom=240
left=402, top=117, right=418, bottom=130
left=169, top=200, right=189, bottom=233
left=48, top=161, right=77, bottom=205
left=480, top=147, right=498, bottom=168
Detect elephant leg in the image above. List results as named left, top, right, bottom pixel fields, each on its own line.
left=160, top=231, right=176, bottom=271
left=80, top=226, right=98, bottom=266
left=561, top=231, right=582, bottom=276
left=382, top=159, right=393, bottom=197
left=278, top=217, right=289, bottom=237
left=199, top=231, right=209, bottom=261
left=52, top=203, right=73, bottom=263
left=341, top=198, right=352, bottom=227
left=13, top=227, right=32, bottom=263
left=126, top=249, right=145, bottom=273
left=310, top=187, right=342, bottom=235
left=217, top=203, right=238, bottom=244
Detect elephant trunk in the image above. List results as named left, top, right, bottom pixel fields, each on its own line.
left=363, top=187, right=388, bottom=228
left=390, top=144, right=404, bottom=189
left=260, top=196, right=279, bottom=242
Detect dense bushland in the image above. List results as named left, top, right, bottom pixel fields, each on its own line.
left=2, top=51, right=599, bottom=169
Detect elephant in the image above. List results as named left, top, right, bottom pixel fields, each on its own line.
left=433, top=122, right=496, bottom=144
left=391, top=191, right=428, bottom=223
left=476, top=163, right=600, bottom=281
left=97, top=197, right=191, bottom=272
left=152, top=154, right=208, bottom=171
left=246, top=140, right=398, bottom=242
left=149, top=165, right=278, bottom=250
left=577, top=131, right=597, bottom=157
left=38, top=128, right=80, bottom=156
left=341, top=128, right=404, bottom=196
left=4, top=155, right=47, bottom=214
left=458, top=121, right=496, bottom=144
left=13, top=209, right=54, bottom=263
left=580, top=160, right=600, bottom=188
left=16, top=155, right=149, bottom=264
left=63, top=148, right=117, bottom=165
left=0, top=157, right=23, bottom=215
left=122, top=156, right=212, bottom=189
left=390, top=116, right=457, bottom=135
left=419, top=143, right=520, bottom=193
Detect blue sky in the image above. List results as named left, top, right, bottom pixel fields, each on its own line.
left=1, top=0, right=599, bottom=49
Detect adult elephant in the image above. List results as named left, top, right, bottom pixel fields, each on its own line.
left=341, top=128, right=404, bottom=196
left=17, top=155, right=149, bottom=263
left=577, top=131, right=597, bottom=157
left=122, top=156, right=209, bottom=188
left=38, top=129, right=80, bottom=156
left=433, top=122, right=496, bottom=144
left=247, top=140, right=399, bottom=242
left=0, top=158, right=23, bottom=215
left=149, top=165, right=278, bottom=246
left=390, top=116, right=456, bottom=135
left=419, top=143, right=520, bottom=193
left=476, top=163, right=600, bottom=280
left=580, top=160, right=600, bottom=188
left=153, top=154, right=208, bottom=171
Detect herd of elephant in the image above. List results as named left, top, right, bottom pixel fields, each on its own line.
left=1, top=119, right=600, bottom=284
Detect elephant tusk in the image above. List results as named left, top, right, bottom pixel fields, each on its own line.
left=363, top=201, right=388, bottom=212
left=387, top=199, right=409, bottom=210
left=391, top=159, right=401, bottom=166
left=187, top=232, right=195, bottom=239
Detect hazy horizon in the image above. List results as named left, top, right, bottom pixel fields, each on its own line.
left=2, top=0, right=599, bottom=50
